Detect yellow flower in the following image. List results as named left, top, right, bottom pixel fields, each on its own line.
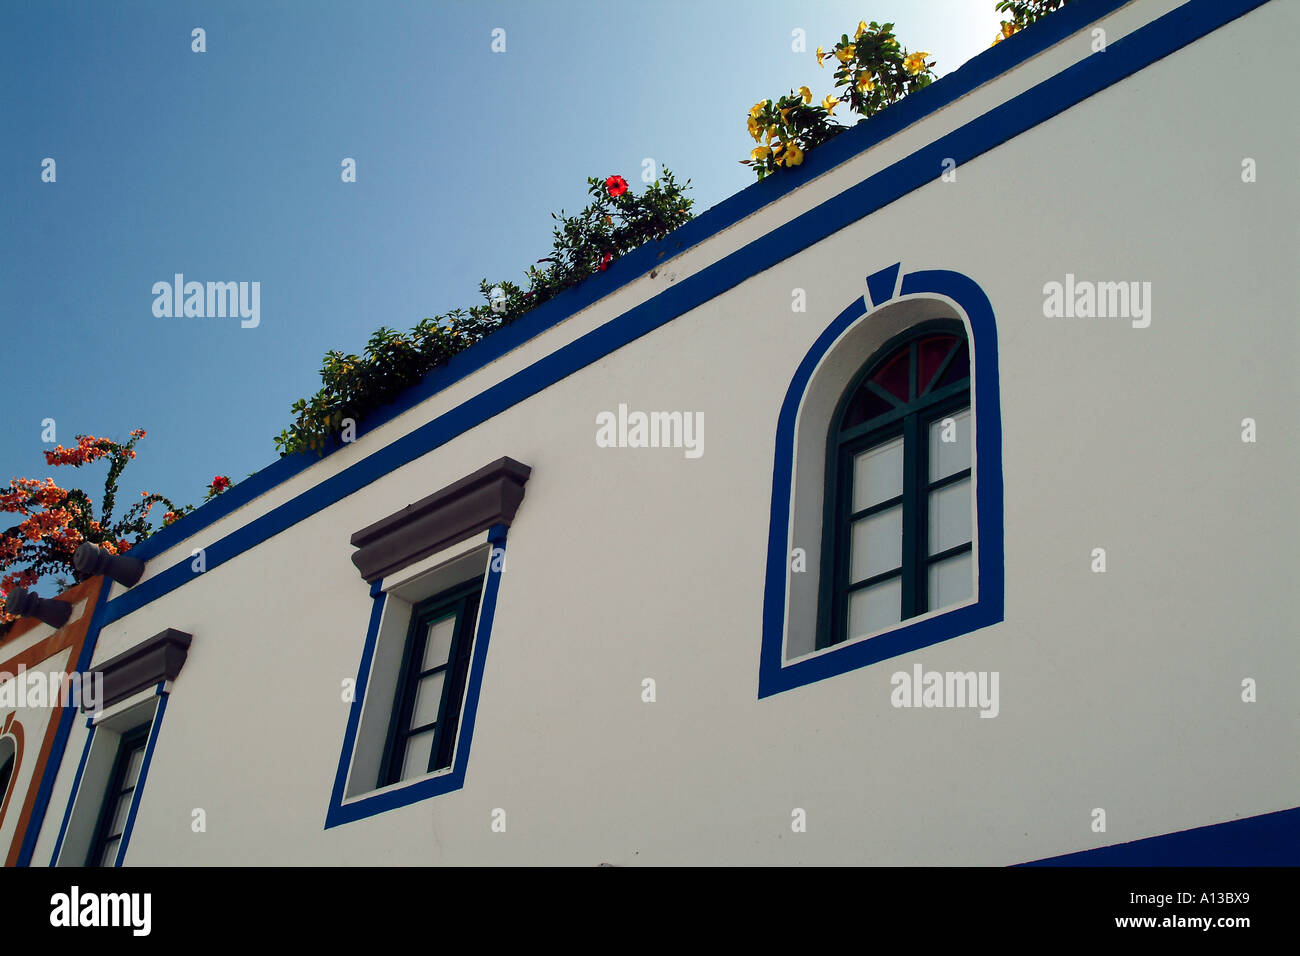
left=779, top=107, right=791, bottom=123
left=749, top=101, right=766, bottom=119
left=799, top=85, right=812, bottom=104
left=855, top=21, right=868, bottom=39
left=751, top=146, right=771, bottom=161
left=747, top=116, right=762, bottom=140
left=772, top=141, right=785, bottom=156
left=785, top=144, right=805, bottom=166
left=1002, top=21, right=1019, bottom=38
left=856, top=72, right=875, bottom=93
left=816, top=46, right=825, bottom=67
left=822, top=94, right=838, bottom=115
left=835, top=44, right=855, bottom=64
left=904, top=51, right=930, bottom=74
left=765, top=125, right=778, bottom=142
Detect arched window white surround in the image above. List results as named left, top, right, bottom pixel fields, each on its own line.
left=759, top=264, right=1004, bottom=698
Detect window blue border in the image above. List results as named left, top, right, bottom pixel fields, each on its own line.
left=46, top=680, right=170, bottom=866
left=759, top=267, right=1004, bottom=698
left=324, top=525, right=507, bottom=828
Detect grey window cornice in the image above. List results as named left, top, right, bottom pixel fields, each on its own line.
left=349, top=457, right=531, bottom=583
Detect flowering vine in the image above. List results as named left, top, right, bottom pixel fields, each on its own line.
left=993, top=0, right=1074, bottom=45
left=741, top=20, right=937, bottom=181
left=0, top=431, right=194, bottom=633
left=274, top=170, right=694, bottom=456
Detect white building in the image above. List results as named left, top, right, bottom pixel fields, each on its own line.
left=4, top=0, right=1296, bottom=866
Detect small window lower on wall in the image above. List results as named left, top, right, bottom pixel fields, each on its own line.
left=85, top=725, right=149, bottom=867
left=379, top=580, right=480, bottom=787
left=327, top=529, right=508, bottom=828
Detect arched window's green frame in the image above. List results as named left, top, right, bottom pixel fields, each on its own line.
left=817, top=319, right=972, bottom=648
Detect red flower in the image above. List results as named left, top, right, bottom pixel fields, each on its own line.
left=599, top=252, right=613, bottom=271
left=605, top=175, right=628, bottom=198
left=210, top=475, right=231, bottom=493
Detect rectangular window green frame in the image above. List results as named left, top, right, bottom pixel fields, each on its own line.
left=378, top=579, right=481, bottom=788
left=85, top=724, right=150, bottom=867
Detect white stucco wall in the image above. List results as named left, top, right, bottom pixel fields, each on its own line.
left=39, top=0, right=1298, bottom=866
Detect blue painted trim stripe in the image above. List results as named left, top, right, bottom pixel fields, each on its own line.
left=103, top=0, right=1272, bottom=630
left=114, top=683, right=169, bottom=866
left=118, top=0, right=1138, bottom=567
left=1019, top=805, right=1300, bottom=866
left=324, top=534, right=507, bottom=827
left=46, top=718, right=97, bottom=865
left=15, top=574, right=113, bottom=866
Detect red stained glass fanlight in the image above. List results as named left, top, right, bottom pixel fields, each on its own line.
left=841, top=333, right=968, bottom=430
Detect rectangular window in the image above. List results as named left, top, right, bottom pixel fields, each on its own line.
left=85, top=725, right=150, bottom=867
left=379, top=580, right=481, bottom=787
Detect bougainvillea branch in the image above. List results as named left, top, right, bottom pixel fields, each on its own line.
left=0, top=432, right=230, bottom=634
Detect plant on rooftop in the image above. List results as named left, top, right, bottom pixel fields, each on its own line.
left=741, top=20, right=937, bottom=181
left=273, top=169, right=694, bottom=457
left=0, top=430, right=190, bottom=634
left=993, top=0, right=1074, bottom=45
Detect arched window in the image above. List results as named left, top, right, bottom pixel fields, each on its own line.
left=817, top=319, right=974, bottom=648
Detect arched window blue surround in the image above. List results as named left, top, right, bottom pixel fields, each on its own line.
left=759, top=264, right=1004, bottom=699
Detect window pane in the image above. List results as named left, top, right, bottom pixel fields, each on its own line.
left=410, top=672, right=446, bottom=730
left=107, top=792, right=134, bottom=839
left=936, top=341, right=969, bottom=388
left=918, top=335, right=959, bottom=393
left=928, top=408, right=971, bottom=481
left=928, top=552, right=974, bottom=611
left=841, top=385, right=895, bottom=429
left=928, top=479, right=973, bottom=554
left=421, top=615, right=457, bottom=670
left=852, top=437, right=903, bottom=511
left=850, top=506, right=902, bottom=583
left=123, top=745, right=145, bottom=790
left=400, top=729, right=437, bottom=782
left=869, top=346, right=911, bottom=402
left=97, top=836, right=120, bottom=867
left=847, top=578, right=902, bottom=639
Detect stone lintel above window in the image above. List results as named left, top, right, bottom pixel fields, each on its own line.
left=90, top=629, right=194, bottom=712
left=349, top=457, right=531, bottom=584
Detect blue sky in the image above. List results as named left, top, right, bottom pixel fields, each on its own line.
left=1, top=0, right=1005, bottom=561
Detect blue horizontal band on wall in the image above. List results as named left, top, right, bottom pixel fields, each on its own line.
left=103, top=0, right=1273, bottom=628
left=118, top=0, right=1136, bottom=568
left=1018, top=805, right=1300, bottom=866
left=758, top=268, right=1005, bottom=698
